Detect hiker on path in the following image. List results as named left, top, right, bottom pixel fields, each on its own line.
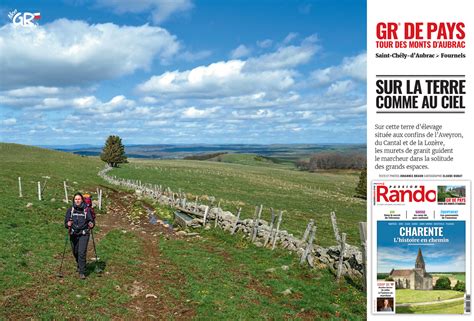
left=64, top=192, right=95, bottom=279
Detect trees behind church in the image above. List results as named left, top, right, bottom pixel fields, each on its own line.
left=434, top=276, right=452, bottom=290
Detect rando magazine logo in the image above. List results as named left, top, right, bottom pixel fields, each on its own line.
left=437, top=185, right=466, bottom=205
left=8, top=9, right=41, bottom=27
left=373, top=182, right=437, bottom=205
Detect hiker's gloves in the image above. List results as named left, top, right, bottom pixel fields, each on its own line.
left=88, top=222, right=94, bottom=229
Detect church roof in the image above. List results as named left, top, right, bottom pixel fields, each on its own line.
left=416, top=247, right=425, bottom=266
left=390, top=269, right=413, bottom=277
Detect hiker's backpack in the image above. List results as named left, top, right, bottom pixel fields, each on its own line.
left=83, top=193, right=96, bottom=220
left=70, top=206, right=92, bottom=234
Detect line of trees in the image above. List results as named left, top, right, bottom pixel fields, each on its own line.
left=296, top=152, right=366, bottom=171
left=434, top=276, right=465, bottom=292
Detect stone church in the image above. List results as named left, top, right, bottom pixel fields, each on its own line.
left=389, top=247, right=433, bottom=290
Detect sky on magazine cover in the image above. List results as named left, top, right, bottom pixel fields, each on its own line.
left=377, top=221, right=466, bottom=273
left=0, top=0, right=367, bottom=145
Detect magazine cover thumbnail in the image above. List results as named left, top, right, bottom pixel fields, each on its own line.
left=377, top=221, right=466, bottom=314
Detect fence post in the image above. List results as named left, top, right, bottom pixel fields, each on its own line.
left=252, top=204, right=263, bottom=242
left=63, top=181, right=68, bottom=203
left=272, top=210, right=283, bottom=250
left=330, top=211, right=341, bottom=243
left=18, top=177, right=22, bottom=198
left=182, top=197, right=187, bottom=209
left=99, top=189, right=102, bottom=210
left=301, top=219, right=314, bottom=243
left=203, top=206, right=209, bottom=226
left=264, top=208, right=276, bottom=247
left=231, top=208, right=242, bottom=234
left=300, top=225, right=317, bottom=264
left=359, top=222, right=367, bottom=291
left=41, top=176, right=49, bottom=194
left=37, top=181, right=42, bottom=201
left=214, top=202, right=220, bottom=228
left=336, top=233, right=347, bottom=281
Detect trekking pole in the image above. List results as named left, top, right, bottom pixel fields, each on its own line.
left=57, top=229, right=70, bottom=278
left=90, top=229, right=102, bottom=273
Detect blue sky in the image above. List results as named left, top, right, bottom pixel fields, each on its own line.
left=377, top=221, right=466, bottom=273
left=0, top=0, right=366, bottom=145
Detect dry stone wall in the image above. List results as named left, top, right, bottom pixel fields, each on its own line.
left=98, top=166, right=364, bottom=281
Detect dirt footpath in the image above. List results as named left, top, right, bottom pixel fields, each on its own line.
left=95, top=188, right=195, bottom=320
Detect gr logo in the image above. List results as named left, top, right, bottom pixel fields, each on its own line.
left=8, top=9, right=41, bottom=27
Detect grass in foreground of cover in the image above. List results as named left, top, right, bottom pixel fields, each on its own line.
left=395, top=289, right=464, bottom=314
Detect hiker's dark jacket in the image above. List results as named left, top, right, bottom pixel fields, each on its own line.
left=65, top=202, right=95, bottom=235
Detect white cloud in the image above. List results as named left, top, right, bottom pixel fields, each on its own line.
left=182, top=106, right=219, bottom=119
left=326, top=80, right=355, bottom=95
left=94, top=0, right=193, bottom=24
left=231, top=109, right=277, bottom=120
left=0, top=19, right=180, bottom=89
left=0, top=86, right=93, bottom=109
left=5, top=86, right=62, bottom=97
left=5, top=94, right=135, bottom=112
left=71, top=96, right=99, bottom=109
left=137, top=38, right=317, bottom=98
left=283, top=32, right=298, bottom=44
left=313, top=114, right=336, bottom=125
left=0, top=118, right=16, bottom=125
left=137, top=59, right=295, bottom=98
left=348, top=104, right=367, bottom=114
left=256, top=39, right=273, bottom=48
left=311, top=53, right=366, bottom=85
left=116, top=127, right=140, bottom=133
left=100, top=95, right=135, bottom=111
left=340, top=53, right=366, bottom=81
left=230, top=45, right=251, bottom=59
left=141, top=96, right=159, bottom=104
left=146, top=120, right=168, bottom=126
left=0, top=95, right=40, bottom=108
left=40, top=97, right=72, bottom=109
left=245, top=36, right=318, bottom=71
left=179, top=49, right=212, bottom=62
left=71, top=95, right=135, bottom=113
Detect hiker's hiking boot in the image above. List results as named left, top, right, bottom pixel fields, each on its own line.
left=79, top=273, right=86, bottom=280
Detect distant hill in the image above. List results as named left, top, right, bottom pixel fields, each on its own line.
left=45, top=143, right=367, bottom=162
left=38, top=144, right=100, bottom=150
left=207, top=153, right=292, bottom=168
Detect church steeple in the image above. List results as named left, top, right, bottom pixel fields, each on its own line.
left=415, top=247, right=425, bottom=271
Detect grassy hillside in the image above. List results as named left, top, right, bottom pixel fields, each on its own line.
left=0, top=143, right=366, bottom=320
left=396, top=289, right=464, bottom=314
left=0, top=143, right=137, bottom=317
left=111, top=159, right=366, bottom=246
left=396, top=289, right=464, bottom=304
left=396, top=300, right=464, bottom=314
